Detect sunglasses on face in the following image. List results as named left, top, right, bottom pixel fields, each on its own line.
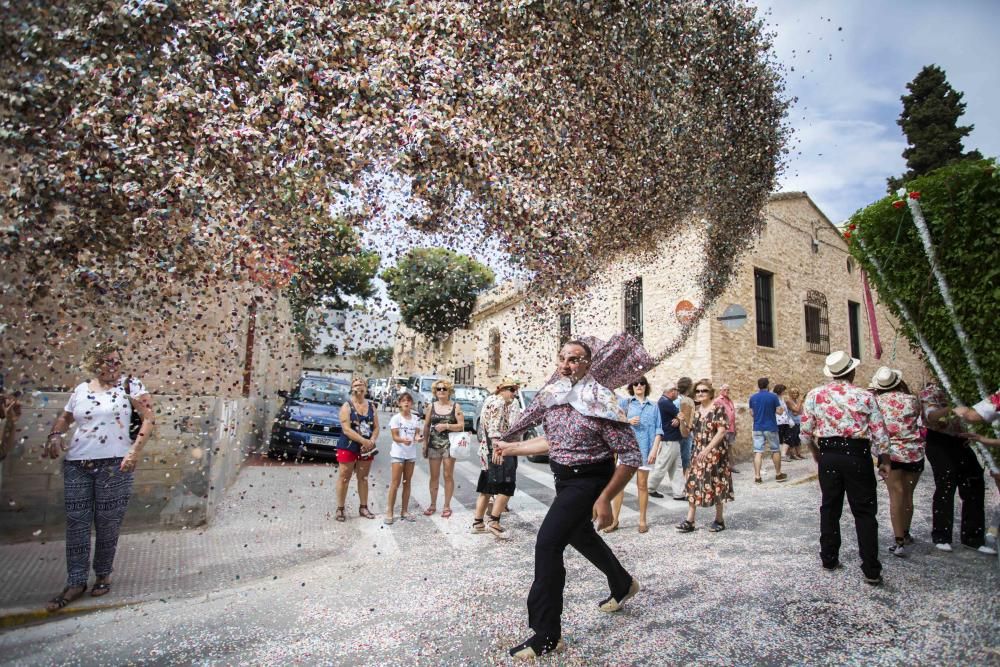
left=632, top=382, right=646, bottom=387
left=435, top=387, right=448, bottom=392
left=695, top=389, right=710, bottom=394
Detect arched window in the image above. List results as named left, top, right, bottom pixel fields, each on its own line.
left=803, top=290, right=830, bottom=354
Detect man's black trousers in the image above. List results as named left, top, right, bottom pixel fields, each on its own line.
left=817, top=449, right=882, bottom=579
left=527, top=460, right=632, bottom=640
left=924, top=430, right=985, bottom=547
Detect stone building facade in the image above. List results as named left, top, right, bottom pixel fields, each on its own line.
left=392, top=192, right=928, bottom=458
left=0, top=281, right=302, bottom=542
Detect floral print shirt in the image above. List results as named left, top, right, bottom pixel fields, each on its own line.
left=873, top=391, right=925, bottom=462
left=919, top=383, right=963, bottom=435
left=542, top=404, right=641, bottom=468
left=478, top=394, right=521, bottom=469
left=800, top=380, right=890, bottom=456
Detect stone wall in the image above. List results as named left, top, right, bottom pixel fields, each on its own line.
left=0, top=391, right=281, bottom=543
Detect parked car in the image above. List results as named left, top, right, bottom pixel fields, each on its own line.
left=407, top=375, right=443, bottom=418
left=453, top=384, right=487, bottom=432
left=267, top=376, right=351, bottom=462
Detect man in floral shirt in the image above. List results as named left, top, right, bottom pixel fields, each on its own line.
left=494, top=337, right=646, bottom=659
left=800, top=351, right=890, bottom=586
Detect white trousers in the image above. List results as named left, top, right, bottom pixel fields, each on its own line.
left=647, top=440, right=684, bottom=498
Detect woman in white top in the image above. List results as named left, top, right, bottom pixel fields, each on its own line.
left=385, top=391, right=422, bottom=525
left=773, top=384, right=794, bottom=462
left=43, top=342, right=154, bottom=611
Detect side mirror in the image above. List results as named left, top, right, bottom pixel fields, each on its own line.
left=277, top=389, right=289, bottom=398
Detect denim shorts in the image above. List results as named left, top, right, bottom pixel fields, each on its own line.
left=752, top=430, right=780, bottom=453
left=391, top=457, right=416, bottom=465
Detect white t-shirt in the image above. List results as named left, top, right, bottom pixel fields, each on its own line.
left=63, top=376, right=149, bottom=461
left=388, top=413, right=422, bottom=460
left=972, top=392, right=999, bottom=425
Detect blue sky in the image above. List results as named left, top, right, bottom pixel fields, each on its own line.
left=754, top=0, right=1000, bottom=223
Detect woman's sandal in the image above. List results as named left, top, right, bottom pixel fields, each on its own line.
left=423, top=506, right=436, bottom=516
left=708, top=520, right=726, bottom=533
left=46, top=585, right=87, bottom=612
left=676, top=520, right=695, bottom=533
left=602, top=520, right=620, bottom=534
left=335, top=507, right=346, bottom=522
left=91, top=581, right=112, bottom=597
left=487, top=514, right=509, bottom=539
left=471, top=518, right=487, bottom=534
left=638, top=522, right=649, bottom=534
left=441, top=508, right=453, bottom=519
left=359, top=505, right=376, bottom=519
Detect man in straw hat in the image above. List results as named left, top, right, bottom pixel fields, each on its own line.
left=472, top=376, right=522, bottom=539
left=800, top=350, right=891, bottom=586
left=493, top=335, right=650, bottom=659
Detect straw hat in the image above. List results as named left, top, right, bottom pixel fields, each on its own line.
left=496, top=376, right=520, bottom=393
left=823, top=350, right=861, bottom=378
left=869, top=366, right=903, bottom=391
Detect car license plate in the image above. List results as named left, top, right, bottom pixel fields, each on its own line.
left=309, top=435, right=338, bottom=447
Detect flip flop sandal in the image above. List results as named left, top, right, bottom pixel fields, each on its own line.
left=335, top=507, right=346, bottom=522
left=47, top=585, right=87, bottom=611
left=91, top=582, right=112, bottom=597
left=441, top=508, right=453, bottom=519
left=423, top=506, right=436, bottom=516
left=383, top=517, right=395, bottom=525
left=400, top=514, right=416, bottom=522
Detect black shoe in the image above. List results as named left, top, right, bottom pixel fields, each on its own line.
left=672, top=495, right=688, bottom=501
left=864, top=574, right=884, bottom=586
left=822, top=560, right=842, bottom=571
left=648, top=490, right=665, bottom=498
left=509, top=635, right=565, bottom=660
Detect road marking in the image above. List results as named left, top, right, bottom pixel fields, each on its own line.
left=406, top=464, right=480, bottom=549
left=514, top=461, right=641, bottom=522
left=452, top=460, right=550, bottom=528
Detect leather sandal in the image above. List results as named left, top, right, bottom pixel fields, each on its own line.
left=91, top=581, right=112, bottom=597
left=487, top=514, right=509, bottom=539
left=359, top=505, right=376, bottom=519
left=46, top=585, right=87, bottom=612
left=676, top=519, right=695, bottom=533
left=335, top=507, right=346, bottom=522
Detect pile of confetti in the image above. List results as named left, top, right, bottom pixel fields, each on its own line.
left=2, top=0, right=788, bottom=326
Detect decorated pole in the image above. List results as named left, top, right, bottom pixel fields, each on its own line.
left=856, top=237, right=998, bottom=474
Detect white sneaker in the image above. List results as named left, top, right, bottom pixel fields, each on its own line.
left=977, top=545, right=998, bottom=555
left=935, top=543, right=953, bottom=552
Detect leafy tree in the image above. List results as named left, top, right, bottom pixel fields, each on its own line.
left=322, top=343, right=340, bottom=358
left=887, top=65, right=982, bottom=192
left=382, top=249, right=494, bottom=339
left=287, top=215, right=379, bottom=355
left=359, top=346, right=394, bottom=368
left=850, top=159, right=999, bottom=409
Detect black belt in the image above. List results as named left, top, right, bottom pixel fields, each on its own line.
left=550, top=459, right=614, bottom=479
left=817, top=437, right=870, bottom=457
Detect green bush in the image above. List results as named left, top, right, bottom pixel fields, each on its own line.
left=847, top=159, right=1000, bottom=405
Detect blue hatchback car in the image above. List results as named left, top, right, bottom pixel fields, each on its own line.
left=267, top=376, right=351, bottom=462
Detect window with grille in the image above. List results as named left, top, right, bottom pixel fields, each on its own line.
left=754, top=269, right=774, bottom=348
left=804, top=290, right=830, bottom=354
left=623, top=277, right=643, bottom=342
left=488, top=328, right=501, bottom=374
left=848, top=301, right=862, bottom=360
left=453, top=364, right=474, bottom=385
left=559, top=310, right=572, bottom=346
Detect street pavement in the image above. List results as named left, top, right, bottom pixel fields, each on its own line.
left=0, top=408, right=997, bottom=665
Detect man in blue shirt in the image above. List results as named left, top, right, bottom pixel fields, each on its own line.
left=748, top=377, right=787, bottom=484
left=647, top=384, right=687, bottom=500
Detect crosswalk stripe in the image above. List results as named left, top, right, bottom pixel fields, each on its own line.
left=452, top=459, right=551, bottom=528
left=513, top=460, right=641, bottom=521
left=405, top=463, right=481, bottom=549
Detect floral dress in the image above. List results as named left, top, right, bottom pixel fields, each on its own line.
left=685, top=404, right=734, bottom=507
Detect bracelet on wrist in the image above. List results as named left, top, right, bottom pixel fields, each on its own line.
left=48, top=432, right=64, bottom=439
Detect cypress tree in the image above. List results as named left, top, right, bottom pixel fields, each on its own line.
left=887, top=65, right=981, bottom=192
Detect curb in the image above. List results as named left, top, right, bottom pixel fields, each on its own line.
left=0, top=598, right=139, bottom=630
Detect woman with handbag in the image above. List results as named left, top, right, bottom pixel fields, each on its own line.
left=473, top=377, right=522, bottom=538
left=335, top=376, right=380, bottom=522
left=422, top=379, right=464, bottom=518
left=43, top=342, right=154, bottom=611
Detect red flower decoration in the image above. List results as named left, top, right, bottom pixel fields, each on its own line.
left=843, top=231, right=852, bottom=240
left=892, top=200, right=905, bottom=209
left=909, top=191, right=921, bottom=199
left=848, top=223, right=857, bottom=231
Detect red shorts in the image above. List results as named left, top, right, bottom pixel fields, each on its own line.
left=336, top=449, right=375, bottom=464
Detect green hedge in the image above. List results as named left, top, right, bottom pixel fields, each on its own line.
left=846, top=159, right=1000, bottom=406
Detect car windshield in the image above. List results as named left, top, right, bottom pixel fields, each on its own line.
left=454, top=386, right=484, bottom=401
left=294, top=379, right=350, bottom=405
left=420, top=378, right=437, bottom=393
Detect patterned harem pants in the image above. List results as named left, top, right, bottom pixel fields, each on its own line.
left=63, top=458, right=134, bottom=587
